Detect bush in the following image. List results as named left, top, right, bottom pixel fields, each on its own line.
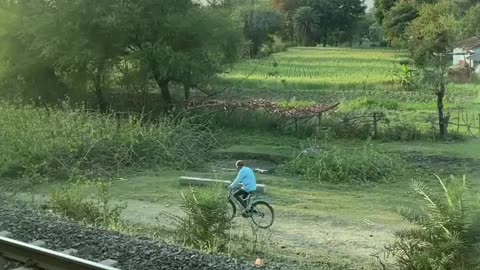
left=381, top=122, right=423, bottom=141
left=284, top=143, right=399, bottom=184
left=49, top=179, right=126, bottom=227
left=171, top=186, right=232, bottom=253
left=0, top=102, right=217, bottom=179
left=341, top=98, right=399, bottom=112
left=386, top=176, right=480, bottom=270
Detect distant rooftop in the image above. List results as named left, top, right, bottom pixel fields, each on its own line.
left=456, top=37, right=480, bottom=50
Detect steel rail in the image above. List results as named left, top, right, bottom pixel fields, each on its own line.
left=0, top=235, right=120, bottom=270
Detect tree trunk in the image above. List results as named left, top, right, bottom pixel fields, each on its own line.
left=154, top=75, right=172, bottom=106
left=183, top=83, right=191, bottom=102
left=93, top=65, right=108, bottom=113
left=250, top=43, right=259, bottom=58
left=94, top=86, right=108, bottom=113
left=29, top=68, right=68, bottom=105
left=437, top=81, right=447, bottom=138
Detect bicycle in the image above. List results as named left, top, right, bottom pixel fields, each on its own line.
left=227, top=188, right=274, bottom=229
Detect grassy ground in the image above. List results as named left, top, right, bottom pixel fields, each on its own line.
left=2, top=47, right=480, bottom=269
left=6, top=134, right=480, bottom=269
left=222, top=48, right=408, bottom=91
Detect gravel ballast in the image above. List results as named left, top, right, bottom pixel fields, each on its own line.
left=0, top=199, right=278, bottom=270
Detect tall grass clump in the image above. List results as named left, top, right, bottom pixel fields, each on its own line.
left=0, top=102, right=217, bottom=179
left=386, top=176, right=480, bottom=270
left=284, top=143, right=400, bottom=184
left=170, top=186, right=232, bottom=253
left=49, top=179, right=126, bottom=228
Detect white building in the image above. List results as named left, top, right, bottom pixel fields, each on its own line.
left=453, top=37, right=480, bottom=73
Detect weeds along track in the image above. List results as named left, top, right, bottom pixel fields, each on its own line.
left=0, top=231, right=119, bottom=270
left=0, top=200, right=275, bottom=270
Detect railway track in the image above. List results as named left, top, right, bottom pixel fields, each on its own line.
left=0, top=231, right=120, bottom=270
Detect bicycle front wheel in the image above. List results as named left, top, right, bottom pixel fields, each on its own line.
left=250, top=201, right=274, bottom=229
left=227, top=199, right=236, bottom=222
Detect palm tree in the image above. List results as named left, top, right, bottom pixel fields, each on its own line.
left=293, top=6, right=320, bottom=46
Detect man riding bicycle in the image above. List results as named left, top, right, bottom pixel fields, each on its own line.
left=229, top=160, right=256, bottom=211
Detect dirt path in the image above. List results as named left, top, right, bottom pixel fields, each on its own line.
left=120, top=199, right=397, bottom=268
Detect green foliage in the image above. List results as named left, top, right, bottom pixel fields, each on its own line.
left=393, top=65, right=417, bottom=91
left=459, top=3, right=480, bottom=38
left=223, top=47, right=407, bottom=91
left=382, top=1, right=418, bottom=47
left=50, top=179, right=126, bottom=227
left=128, top=1, right=244, bottom=102
left=240, top=7, right=284, bottom=58
left=0, top=0, right=243, bottom=106
left=171, top=186, right=232, bottom=253
left=341, top=98, right=399, bottom=111
left=407, top=0, right=460, bottom=66
left=374, top=0, right=399, bottom=24
left=284, top=143, right=399, bottom=184
left=386, top=176, right=480, bottom=270
left=293, top=6, right=319, bottom=46
left=0, top=102, right=217, bottom=179
left=300, top=0, right=367, bottom=46
left=368, top=22, right=385, bottom=45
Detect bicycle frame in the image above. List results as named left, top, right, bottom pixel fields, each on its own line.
left=228, top=189, right=268, bottom=209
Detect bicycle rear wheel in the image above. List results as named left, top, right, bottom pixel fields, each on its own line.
left=250, top=201, right=274, bottom=229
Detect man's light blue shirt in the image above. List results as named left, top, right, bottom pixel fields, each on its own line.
left=230, top=166, right=257, bottom=192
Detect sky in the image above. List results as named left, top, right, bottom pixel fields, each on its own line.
left=365, top=0, right=374, bottom=9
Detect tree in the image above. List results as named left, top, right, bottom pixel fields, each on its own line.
left=124, top=0, right=243, bottom=104
left=352, top=12, right=377, bottom=46
left=241, top=8, right=284, bottom=57
left=293, top=6, right=319, bottom=46
left=459, top=3, right=480, bottom=38
left=0, top=0, right=131, bottom=111
left=407, top=0, right=459, bottom=138
left=272, top=0, right=301, bottom=41
left=168, top=8, right=243, bottom=101
left=335, top=0, right=368, bottom=40
left=301, top=0, right=366, bottom=47
left=0, top=0, right=243, bottom=108
left=382, top=1, right=418, bottom=47
left=41, top=0, right=130, bottom=112
left=374, top=0, right=398, bottom=24
left=368, top=22, right=385, bottom=45
left=0, top=0, right=67, bottom=104
left=407, top=0, right=459, bottom=66
left=455, top=0, right=480, bottom=11
left=272, top=0, right=300, bottom=12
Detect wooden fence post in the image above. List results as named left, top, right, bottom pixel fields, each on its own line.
left=316, top=113, right=323, bottom=137
left=478, top=113, right=480, bottom=134
left=373, top=112, right=378, bottom=138
left=457, top=110, right=460, bottom=133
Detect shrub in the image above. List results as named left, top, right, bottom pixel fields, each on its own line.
left=340, top=98, right=399, bottom=112
left=0, top=102, right=217, bottom=179
left=171, top=186, right=232, bottom=253
left=386, top=176, right=480, bottom=270
left=49, top=179, right=126, bottom=227
left=381, top=122, right=423, bottom=141
left=284, top=143, right=399, bottom=184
